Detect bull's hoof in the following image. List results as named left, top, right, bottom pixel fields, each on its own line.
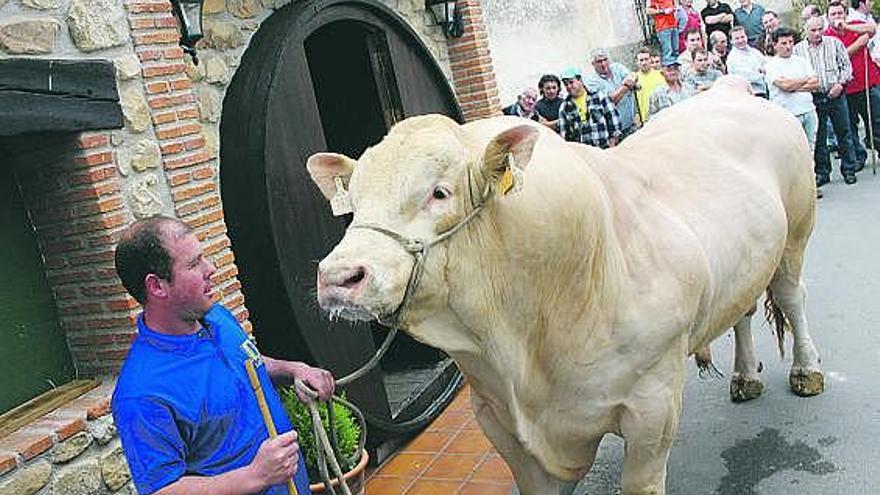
left=730, top=375, right=764, bottom=402
left=790, top=369, right=825, bottom=396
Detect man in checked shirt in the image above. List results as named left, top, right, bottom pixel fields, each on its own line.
left=558, top=66, right=622, bottom=149
left=795, top=15, right=862, bottom=186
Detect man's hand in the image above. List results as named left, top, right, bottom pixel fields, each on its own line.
left=828, top=82, right=844, bottom=98
left=292, top=362, right=335, bottom=401
left=248, top=431, right=300, bottom=490
left=855, top=33, right=871, bottom=50
left=264, top=357, right=336, bottom=401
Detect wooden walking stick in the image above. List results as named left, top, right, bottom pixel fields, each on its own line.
left=245, top=358, right=299, bottom=495
left=864, top=48, right=878, bottom=174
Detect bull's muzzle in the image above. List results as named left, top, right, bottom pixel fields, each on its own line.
left=316, top=261, right=371, bottom=309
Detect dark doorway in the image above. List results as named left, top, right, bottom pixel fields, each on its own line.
left=305, top=21, right=399, bottom=158
left=221, top=0, right=463, bottom=459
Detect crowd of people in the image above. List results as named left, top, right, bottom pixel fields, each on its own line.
left=501, top=0, right=880, bottom=197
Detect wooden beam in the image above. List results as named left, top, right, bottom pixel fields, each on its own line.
left=0, top=380, right=99, bottom=439
left=0, top=59, right=123, bottom=137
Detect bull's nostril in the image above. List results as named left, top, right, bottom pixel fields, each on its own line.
left=343, top=267, right=366, bottom=288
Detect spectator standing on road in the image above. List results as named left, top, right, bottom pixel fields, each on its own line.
left=727, top=25, right=769, bottom=97
left=558, top=66, right=622, bottom=148
left=678, top=28, right=706, bottom=75
left=826, top=1, right=880, bottom=167
left=649, top=62, right=695, bottom=117
left=703, top=0, right=735, bottom=49
left=534, top=74, right=565, bottom=132
left=635, top=47, right=668, bottom=124
left=734, top=0, right=767, bottom=48
left=709, top=31, right=730, bottom=73
left=585, top=48, right=639, bottom=138
left=648, top=0, right=680, bottom=66
left=795, top=15, right=861, bottom=186
left=684, top=48, right=724, bottom=92
left=502, top=87, right=540, bottom=121
left=676, top=0, right=705, bottom=52
left=765, top=28, right=820, bottom=150
left=761, top=10, right=781, bottom=54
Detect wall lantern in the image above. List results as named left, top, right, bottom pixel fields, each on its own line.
left=170, top=0, right=205, bottom=64
left=425, top=0, right=464, bottom=38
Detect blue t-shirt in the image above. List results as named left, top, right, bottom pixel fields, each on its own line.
left=112, top=304, right=310, bottom=495
left=584, top=62, right=637, bottom=131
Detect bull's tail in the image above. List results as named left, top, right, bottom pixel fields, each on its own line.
left=764, top=288, right=789, bottom=358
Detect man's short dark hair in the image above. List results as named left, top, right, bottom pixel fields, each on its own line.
left=114, top=215, right=192, bottom=304
left=851, top=0, right=863, bottom=9
left=828, top=1, right=847, bottom=12
left=772, top=26, right=798, bottom=44
left=538, top=74, right=561, bottom=93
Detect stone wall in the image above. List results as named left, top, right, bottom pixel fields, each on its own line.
left=0, top=383, right=133, bottom=495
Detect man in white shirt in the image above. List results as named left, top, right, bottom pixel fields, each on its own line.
left=727, top=25, right=769, bottom=96
left=765, top=28, right=820, bottom=159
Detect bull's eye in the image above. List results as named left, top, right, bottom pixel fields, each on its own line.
left=432, top=186, right=451, bottom=200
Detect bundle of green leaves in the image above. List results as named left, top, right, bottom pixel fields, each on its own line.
left=278, top=387, right=363, bottom=483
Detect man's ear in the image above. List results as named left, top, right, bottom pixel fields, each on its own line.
left=477, top=124, right=540, bottom=195
left=306, top=152, right=357, bottom=201
left=144, top=273, right=167, bottom=301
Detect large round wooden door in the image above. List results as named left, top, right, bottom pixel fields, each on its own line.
left=221, top=0, right=462, bottom=438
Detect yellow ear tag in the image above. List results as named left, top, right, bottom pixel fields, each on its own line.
left=499, top=153, right=524, bottom=196
left=330, top=176, right=353, bottom=216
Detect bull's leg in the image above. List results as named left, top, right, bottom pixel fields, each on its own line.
left=730, top=305, right=764, bottom=402
left=471, top=393, right=583, bottom=495
left=768, top=272, right=824, bottom=396
left=619, top=348, right=686, bottom=495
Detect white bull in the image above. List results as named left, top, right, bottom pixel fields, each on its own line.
left=307, top=78, right=824, bottom=495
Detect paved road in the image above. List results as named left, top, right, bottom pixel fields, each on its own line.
left=573, top=170, right=880, bottom=495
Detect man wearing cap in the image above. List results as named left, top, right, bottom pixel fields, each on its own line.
left=649, top=61, right=695, bottom=117
left=558, top=66, right=622, bottom=148
left=584, top=48, right=639, bottom=136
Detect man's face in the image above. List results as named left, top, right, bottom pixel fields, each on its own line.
left=694, top=52, right=709, bottom=73
left=637, top=53, right=652, bottom=72
left=861, top=0, right=873, bottom=12
left=687, top=32, right=703, bottom=52
left=732, top=30, right=748, bottom=49
left=774, top=35, right=795, bottom=58
left=805, top=18, right=824, bottom=44
left=762, top=14, right=780, bottom=33
left=662, top=65, right=680, bottom=84
left=740, top=0, right=752, bottom=8
left=541, top=80, right=560, bottom=99
left=650, top=55, right=663, bottom=70
left=518, top=89, right=538, bottom=112
left=162, top=231, right=217, bottom=320
left=563, top=76, right=585, bottom=97
left=714, top=36, right=729, bottom=54
left=592, top=57, right=611, bottom=77
left=828, top=5, right=847, bottom=27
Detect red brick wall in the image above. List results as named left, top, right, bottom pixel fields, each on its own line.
left=126, top=0, right=251, bottom=329
left=447, top=0, right=502, bottom=122
left=12, top=133, right=137, bottom=378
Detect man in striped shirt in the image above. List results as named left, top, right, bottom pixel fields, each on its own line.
left=795, top=15, right=861, bottom=186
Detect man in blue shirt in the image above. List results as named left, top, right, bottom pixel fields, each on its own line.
left=112, top=216, right=335, bottom=494
left=584, top=48, right=639, bottom=136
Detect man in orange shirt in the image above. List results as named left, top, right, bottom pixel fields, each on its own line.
left=648, top=0, right=680, bottom=66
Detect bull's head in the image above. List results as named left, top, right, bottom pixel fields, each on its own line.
left=307, top=115, right=539, bottom=329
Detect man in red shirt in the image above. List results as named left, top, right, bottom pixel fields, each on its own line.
left=826, top=0, right=880, bottom=167
left=648, top=0, right=680, bottom=67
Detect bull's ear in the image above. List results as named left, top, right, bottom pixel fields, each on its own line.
left=306, top=152, right=356, bottom=201
left=480, top=125, right=539, bottom=196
